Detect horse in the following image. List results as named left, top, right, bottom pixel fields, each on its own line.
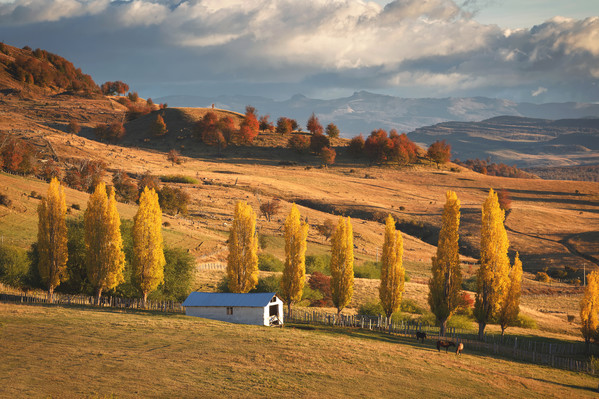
left=436, top=340, right=456, bottom=353
left=416, top=331, right=427, bottom=343
left=456, top=342, right=464, bottom=355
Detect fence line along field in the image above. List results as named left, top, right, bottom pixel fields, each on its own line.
left=1, top=302, right=598, bottom=398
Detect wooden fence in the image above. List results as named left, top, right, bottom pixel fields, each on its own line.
left=284, top=308, right=595, bottom=373
left=0, top=291, right=184, bottom=313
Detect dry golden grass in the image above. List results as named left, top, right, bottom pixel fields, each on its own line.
left=0, top=302, right=597, bottom=398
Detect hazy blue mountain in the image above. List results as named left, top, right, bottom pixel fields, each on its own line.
left=155, top=91, right=599, bottom=137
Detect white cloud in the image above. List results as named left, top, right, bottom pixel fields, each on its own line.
left=0, top=0, right=597, bottom=101
left=531, top=87, right=548, bottom=97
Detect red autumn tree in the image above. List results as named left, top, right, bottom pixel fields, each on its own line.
left=259, top=115, right=275, bottom=132
left=349, top=134, right=365, bottom=158
left=238, top=108, right=260, bottom=144
left=427, top=139, right=451, bottom=165
left=167, top=149, right=181, bottom=165
left=306, top=113, right=323, bottom=135
left=276, top=117, right=293, bottom=134
left=320, top=147, right=336, bottom=166
left=287, top=135, right=310, bottom=153
left=259, top=200, right=281, bottom=222
left=309, top=133, right=330, bottom=154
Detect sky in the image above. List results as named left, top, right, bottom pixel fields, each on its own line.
left=0, top=0, right=598, bottom=103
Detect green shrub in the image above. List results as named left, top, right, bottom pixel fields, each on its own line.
left=258, top=253, right=284, bottom=272
left=251, top=275, right=281, bottom=294
left=0, top=244, right=30, bottom=288
left=298, top=285, right=323, bottom=307
left=513, top=314, right=538, bottom=329
left=159, top=175, right=199, bottom=184
left=401, top=298, right=425, bottom=314
left=391, top=312, right=413, bottom=324
left=357, top=300, right=384, bottom=317
left=462, top=275, right=477, bottom=291
left=415, top=311, right=437, bottom=327
left=447, top=314, right=476, bottom=330
left=354, top=261, right=381, bottom=279
left=154, top=247, right=195, bottom=301
left=306, top=254, right=330, bottom=275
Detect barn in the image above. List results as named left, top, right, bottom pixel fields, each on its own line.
left=182, top=292, right=284, bottom=326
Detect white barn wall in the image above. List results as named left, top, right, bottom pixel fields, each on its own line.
left=186, top=306, right=266, bottom=325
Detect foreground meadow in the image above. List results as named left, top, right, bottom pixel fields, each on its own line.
left=0, top=303, right=596, bottom=398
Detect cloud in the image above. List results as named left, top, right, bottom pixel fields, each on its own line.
left=531, top=87, right=548, bottom=97
left=0, top=0, right=597, bottom=102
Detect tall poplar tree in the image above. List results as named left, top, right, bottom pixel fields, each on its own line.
left=580, top=270, right=599, bottom=350
left=84, top=183, right=126, bottom=304
left=227, top=201, right=259, bottom=293
left=379, top=215, right=405, bottom=318
left=280, top=204, right=309, bottom=314
left=498, top=252, right=523, bottom=336
left=428, top=191, right=462, bottom=336
left=133, top=187, right=165, bottom=306
left=330, top=216, right=354, bottom=316
left=37, top=177, right=68, bottom=303
left=474, top=189, right=511, bottom=339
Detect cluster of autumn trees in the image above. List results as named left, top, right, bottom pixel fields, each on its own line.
left=6, top=46, right=98, bottom=92
left=33, top=178, right=193, bottom=305
left=194, top=106, right=260, bottom=151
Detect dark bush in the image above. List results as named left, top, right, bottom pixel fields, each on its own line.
left=0, top=244, right=31, bottom=288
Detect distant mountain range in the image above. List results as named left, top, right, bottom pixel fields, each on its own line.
left=408, top=116, right=599, bottom=167
left=155, top=91, right=599, bottom=137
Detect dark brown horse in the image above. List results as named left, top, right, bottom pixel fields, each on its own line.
left=437, top=340, right=455, bottom=353
left=416, top=331, right=427, bottom=343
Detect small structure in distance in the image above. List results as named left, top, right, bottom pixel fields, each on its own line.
left=182, top=292, right=283, bottom=326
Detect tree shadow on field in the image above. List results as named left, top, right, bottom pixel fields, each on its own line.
left=286, top=322, right=442, bottom=352
left=529, top=378, right=598, bottom=393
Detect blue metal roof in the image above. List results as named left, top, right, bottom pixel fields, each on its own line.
left=182, top=292, right=277, bottom=308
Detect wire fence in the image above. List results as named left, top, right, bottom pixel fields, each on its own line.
left=284, top=308, right=596, bottom=374
left=0, top=291, right=184, bottom=313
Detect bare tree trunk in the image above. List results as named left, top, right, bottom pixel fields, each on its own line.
left=287, top=302, right=292, bottom=318
left=440, top=318, right=447, bottom=337
left=142, top=292, right=148, bottom=309
left=48, top=286, right=54, bottom=304
left=95, top=287, right=103, bottom=306
left=478, top=321, right=486, bottom=340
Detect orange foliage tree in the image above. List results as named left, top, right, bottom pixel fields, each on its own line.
left=427, top=140, right=451, bottom=164
left=306, top=113, right=323, bottom=135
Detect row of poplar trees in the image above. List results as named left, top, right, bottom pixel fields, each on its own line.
left=227, top=189, right=522, bottom=339
left=225, top=200, right=406, bottom=318
left=37, top=178, right=166, bottom=306
left=429, top=189, right=523, bottom=338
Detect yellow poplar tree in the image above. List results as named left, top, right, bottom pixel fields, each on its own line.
left=580, top=271, right=599, bottom=349
left=428, top=191, right=462, bottom=336
left=37, top=177, right=68, bottom=303
left=133, top=187, right=165, bottom=306
left=379, top=214, right=405, bottom=319
left=84, top=183, right=126, bottom=304
left=474, top=188, right=511, bottom=339
left=498, top=252, right=523, bottom=336
left=227, top=201, right=259, bottom=293
left=330, top=216, right=354, bottom=316
left=280, top=204, right=308, bottom=314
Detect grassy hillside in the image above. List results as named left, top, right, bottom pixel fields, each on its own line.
left=0, top=302, right=596, bottom=398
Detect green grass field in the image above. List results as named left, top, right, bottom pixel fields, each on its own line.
left=0, top=302, right=596, bottom=398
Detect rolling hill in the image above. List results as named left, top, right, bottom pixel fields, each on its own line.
left=408, top=116, right=599, bottom=168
